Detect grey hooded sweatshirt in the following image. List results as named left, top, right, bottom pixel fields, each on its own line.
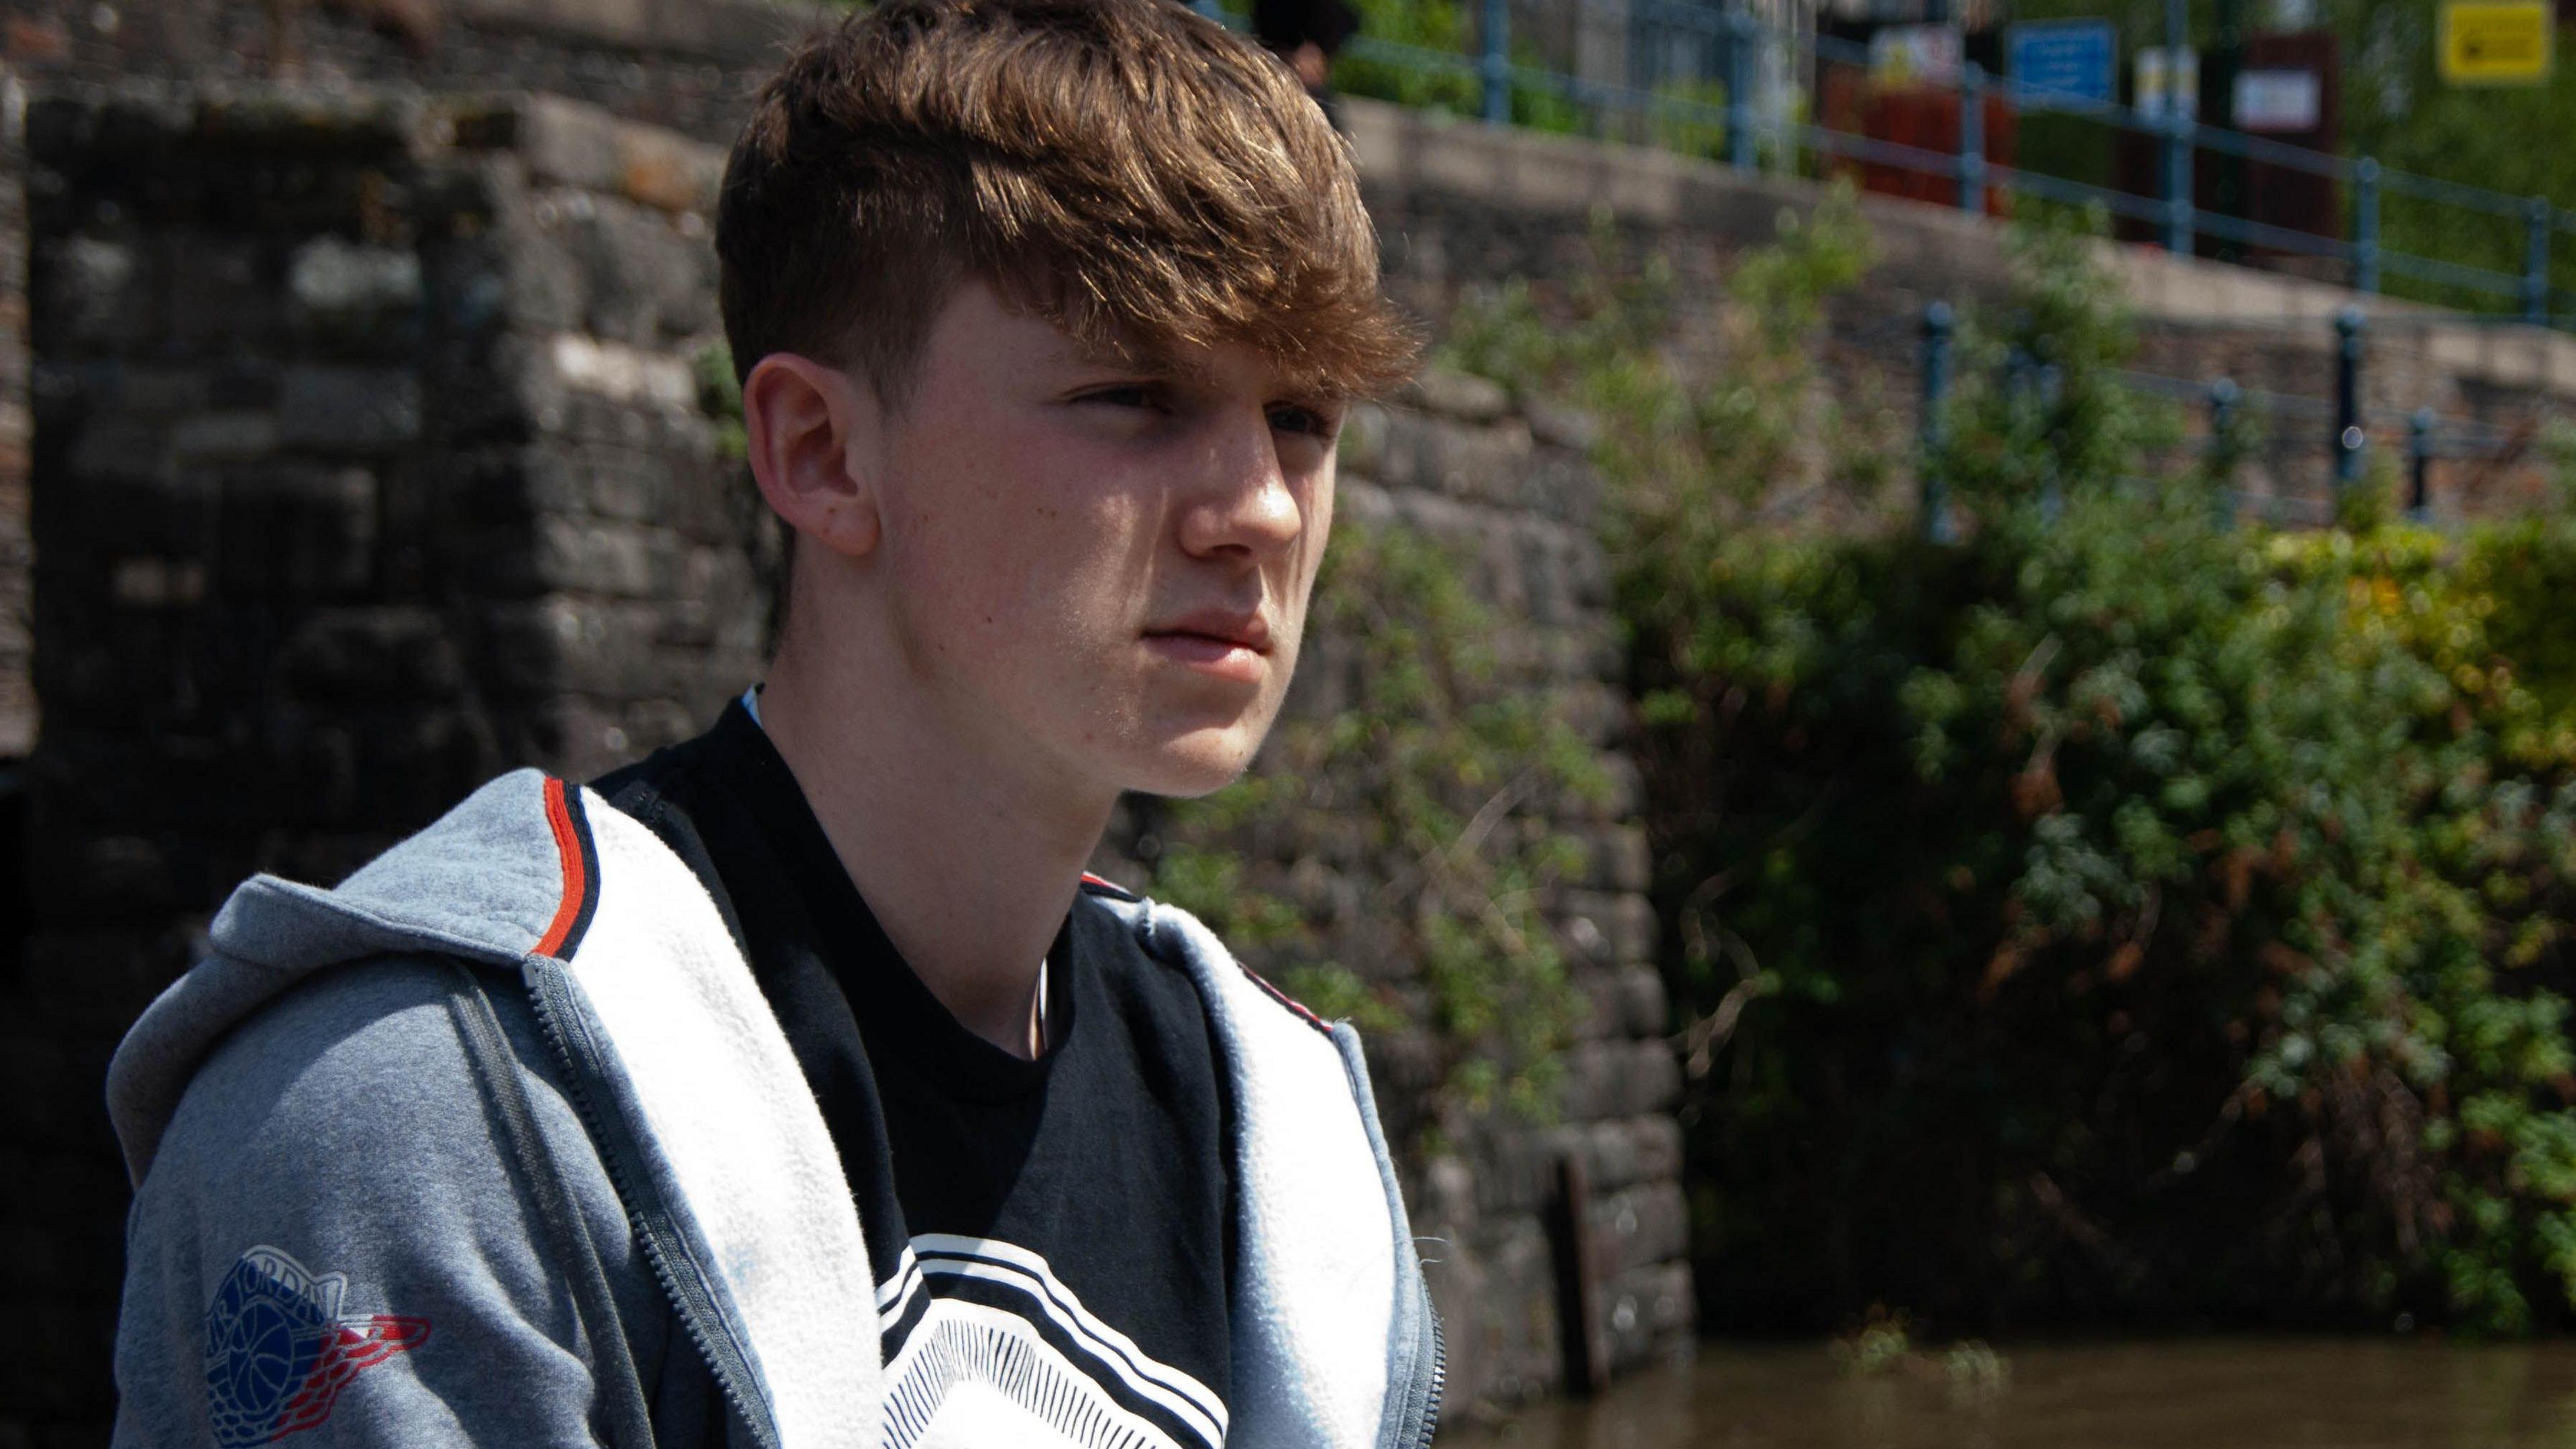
left=105, top=768, right=1444, bottom=1448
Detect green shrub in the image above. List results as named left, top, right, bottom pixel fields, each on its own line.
left=1452, top=198, right=2576, bottom=1336
left=1148, top=513, right=1609, bottom=1138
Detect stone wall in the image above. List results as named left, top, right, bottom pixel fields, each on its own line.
left=1, top=0, right=823, bottom=146
left=1094, top=368, right=1697, bottom=1411
left=2, top=80, right=1691, bottom=1440
left=14, top=38, right=2576, bottom=1449
left=0, top=68, right=28, bottom=762
left=1331, top=382, right=1694, bottom=1406
left=1344, top=99, right=2576, bottom=521
left=4, top=83, right=765, bottom=1440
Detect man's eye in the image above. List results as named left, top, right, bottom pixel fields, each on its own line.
left=1269, top=403, right=1338, bottom=438
left=1079, top=385, right=1165, bottom=411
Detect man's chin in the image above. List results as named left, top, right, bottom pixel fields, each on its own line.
left=1125, top=729, right=1263, bottom=800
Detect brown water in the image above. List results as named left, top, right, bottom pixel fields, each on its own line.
left=1439, top=1341, right=2576, bottom=1449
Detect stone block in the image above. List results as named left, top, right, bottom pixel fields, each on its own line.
left=91, top=363, right=223, bottom=417
left=1584, top=1118, right=1642, bottom=1190
left=170, top=411, right=281, bottom=462
left=20, top=927, right=198, bottom=1035
left=1568, top=822, right=1650, bottom=894
left=38, top=235, right=146, bottom=352
left=218, top=466, right=378, bottom=598
left=1629, top=1114, right=1682, bottom=1183
left=1590, top=1180, right=1688, bottom=1275
left=1599, top=1260, right=1694, bottom=1367
left=108, top=555, right=209, bottom=613
left=574, top=441, right=674, bottom=523
left=1557, top=910, right=1614, bottom=969
left=1554, top=888, right=1656, bottom=967
left=517, top=94, right=626, bottom=197
left=158, top=233, right=274, bottom=353
left=192, top=89, right=427, bottom=159
left=1558, top=1040, right=1626, bottom=1126
left=280, top=606, right=464, bottom=703
left=614, top=126, right=722, bottom=215
left=64, top=418, right=175, bottom=488
left=1402, top=368, right=1509, bottom=424
left=288, top=236, right=425, bottom=341
left=1620, top=1038, right=1682, bottom=1116
left=1471, top=1124, right=1558, bottom=1217
left=347, top=710, right=510, bottom=824
left=572, top=198, right=717, bottom=343
left=1367, top=411, right=1537, bottom=506
left=533, top=516, right=672, bottom=598
left=541, top=331, right=696, bottom=413
left=502, top=223, right=590, bottom=335
left=1615, top=964, right=1667, bottom=1038
left=1525, top=398, right=1599, bottom=453
left=478, top=597, right=576, bottom=693
left=518, top=95, right=721, bottom=216
left=1335, top=401, right=1391, bottom=480
left=278, top=366, right=422, bottom=452
left=1565, top=964, right=1619, bottom=1042
left=1421, top=1226, right=1495, bottom=1421
left=536, top=598, right=688, bottom=695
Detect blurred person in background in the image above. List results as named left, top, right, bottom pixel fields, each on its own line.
left=1254, top=0, right=1360, bottom=128
left=101, top=1, right=1441, bottom=1446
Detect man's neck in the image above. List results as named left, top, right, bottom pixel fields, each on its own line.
left=751, top=653, right=1111, bottom=1061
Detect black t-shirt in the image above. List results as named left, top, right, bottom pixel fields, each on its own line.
left=594, top=700, right=1234, bottom=1449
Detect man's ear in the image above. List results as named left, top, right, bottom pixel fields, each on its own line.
left=742, top=353, right=885, bottom=560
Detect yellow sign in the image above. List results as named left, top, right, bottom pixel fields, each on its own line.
left=2440, top=1, right=2553, bottom=85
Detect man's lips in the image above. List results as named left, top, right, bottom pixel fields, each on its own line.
left=1142, top=613, right=1273, bottom=683
left=1144, top=610, right=1273, bottom=655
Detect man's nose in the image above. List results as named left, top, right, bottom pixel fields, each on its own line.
left=1177, top=410, right=1305, bottom=560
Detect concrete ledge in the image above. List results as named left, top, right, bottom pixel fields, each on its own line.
left=506, top=93, right=724, bottom=213
left=453, top=0, right=830, bottom=66
left=1344, top=95, right=2576, bottom=406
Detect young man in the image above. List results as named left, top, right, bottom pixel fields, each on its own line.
left=103, top=2, right=1439, bottom=1445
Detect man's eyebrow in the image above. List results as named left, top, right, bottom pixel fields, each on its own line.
left=1059, top=333, right=1181, bottom=376
left=1055, top=333, right=1349, bottom=405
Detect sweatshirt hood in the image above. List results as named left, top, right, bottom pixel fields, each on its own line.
left=106, top=768, right=577, bottom=1185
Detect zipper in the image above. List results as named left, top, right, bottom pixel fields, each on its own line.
left=521, top=955, right=784, bottom=1449
left=1415, top=1293, right=1447, bottom=1449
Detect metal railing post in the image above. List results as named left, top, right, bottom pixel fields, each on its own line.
left=1957, top=63, right=1986, bottom=215
left=1921, top=301, right=1954, bottom=540
left=2163, top=0, right=2193, bottom=254
left=2037, top=361, right=2065, bottom=524
left=2408, top=407, right=2434, bottom=520
left=2334, top=306, right=2366, bottom=489
left=1192, top=0, right=1222, bottom=20
left=1481, top=0, right=1511, bottom=125
left=2524, top=196, right=2551, bottom=325
left=2161, top=111, right=2193, bottom=254
left=2208, top=376, right=2241, bottom=526
left=1725, top=9, right=1755, bottom=170
left=2352, top=158, right=2380, bottom=294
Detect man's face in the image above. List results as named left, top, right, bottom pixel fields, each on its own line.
left=859, top=280, right=1341, bottom=801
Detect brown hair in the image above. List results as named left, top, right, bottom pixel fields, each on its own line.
left=716, top=0, right=1417, bottom=405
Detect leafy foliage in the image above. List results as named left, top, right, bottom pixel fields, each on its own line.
left=1452, top=199, right=2576, bottom=1336
left=1150, top=513, right=1609, bottom=1132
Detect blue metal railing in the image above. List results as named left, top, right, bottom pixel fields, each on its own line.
left=1272, top=2, right=2576, bottom=330
left=1905, top=298, right=2536, bottom=534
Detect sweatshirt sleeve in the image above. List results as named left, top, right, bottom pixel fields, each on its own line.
left=109, top=953, right=692, bottom=1449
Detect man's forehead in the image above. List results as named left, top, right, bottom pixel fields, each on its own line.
left=963, top=272, right=1349, bottom=398
left=1051, top=323, right=1344, bottom=400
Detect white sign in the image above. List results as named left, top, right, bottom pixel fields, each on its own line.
left=2133, top=46, right=2201, bottom=121
left=1870, top=25, right=1964, bottom=85
left=2233, top=68, right=2322, bottom=131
